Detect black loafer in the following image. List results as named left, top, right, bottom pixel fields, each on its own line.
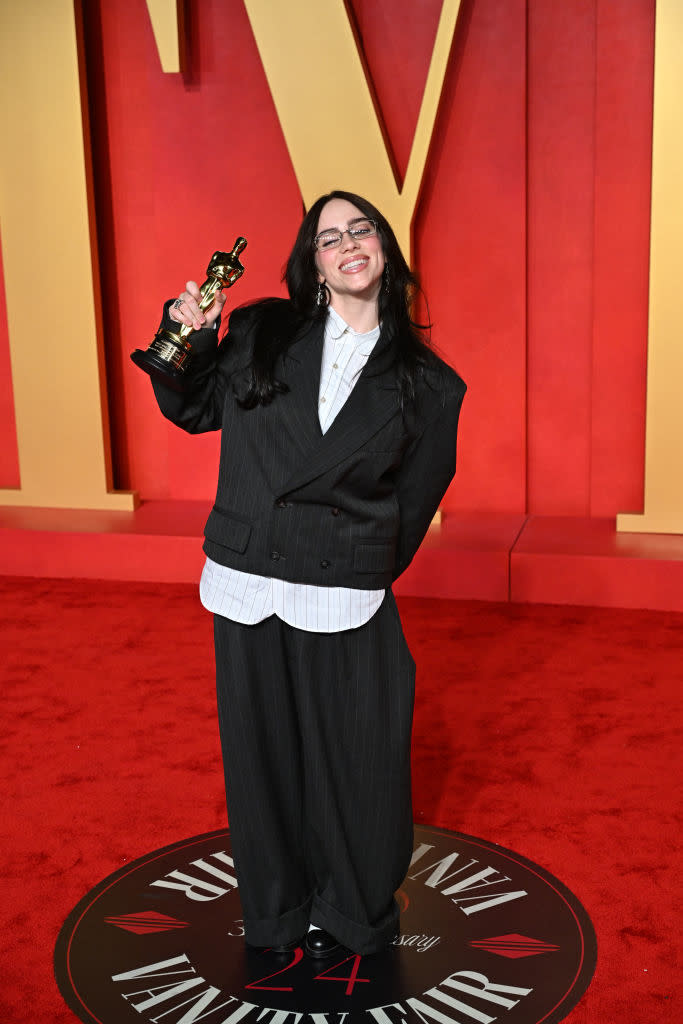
left=304, top=929, right=348, bottom=959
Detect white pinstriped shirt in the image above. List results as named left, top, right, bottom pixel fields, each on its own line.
left=199, top=307, right=385, bottom=632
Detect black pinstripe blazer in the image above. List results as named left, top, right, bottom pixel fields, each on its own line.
left=152, top=300, right=466, bottom=589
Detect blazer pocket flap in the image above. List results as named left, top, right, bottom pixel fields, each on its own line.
left=204, top=506, right=252, bottom=554
left=354, top=542, right=395, bottom=574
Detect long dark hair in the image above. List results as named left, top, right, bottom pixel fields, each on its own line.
left=237, top=190, right=437, bottom=409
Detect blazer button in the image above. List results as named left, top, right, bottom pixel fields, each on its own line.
left=330, top=507, right=340, bottom=516
left=275, top=498, right=289, bottom=509
left=271, top=550, right=281, bottom=561
left=320, top=559, right=331, bottom=569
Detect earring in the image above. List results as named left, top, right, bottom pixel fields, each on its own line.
left=383, top=264, right=390, bottom=293
left=316, top=281, right=325, bottom=306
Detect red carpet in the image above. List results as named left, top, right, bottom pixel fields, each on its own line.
left=1, top=577, right=680, bottom=1022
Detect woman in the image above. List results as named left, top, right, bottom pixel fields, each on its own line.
left=148, top=190, right=466, bottom=958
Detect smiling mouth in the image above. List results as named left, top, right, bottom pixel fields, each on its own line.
left=339, top=257, right=369, bottom=273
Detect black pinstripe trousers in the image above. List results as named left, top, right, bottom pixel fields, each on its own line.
left=213, top=590, right=416, bottom=955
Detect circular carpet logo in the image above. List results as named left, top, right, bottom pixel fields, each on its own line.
left=55, top=826, right=596, bottom=1024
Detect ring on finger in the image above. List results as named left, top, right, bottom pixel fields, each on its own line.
left=172, top=298, right=185, bottom=310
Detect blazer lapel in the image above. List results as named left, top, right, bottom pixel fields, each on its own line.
left=274, top=320, right=324, bottom=459
left=277, top=333, right=401, bottom=495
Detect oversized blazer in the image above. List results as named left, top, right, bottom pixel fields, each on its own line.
left=151, top=299, right=466, bottom=590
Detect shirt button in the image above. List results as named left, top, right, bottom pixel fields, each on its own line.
left=320, top=396, right=327, bottom=404
left=320, top=559, right=331, bottom=569
left=331, top=507, right=340, bottom=516
left=270, top=550, right=281, bottom=561
left=333, top=363, right=339, bottom=369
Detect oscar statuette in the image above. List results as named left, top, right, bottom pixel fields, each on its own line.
left=131, top=237, right=247, bottom=388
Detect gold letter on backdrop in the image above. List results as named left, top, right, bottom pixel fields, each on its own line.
left=618, top=0, right=683, bottom=535
left=145, top=0, right=183, bottom=73
left=0, top=2, right=136, bottom=510
left=241, top=0, right=462, bottom=262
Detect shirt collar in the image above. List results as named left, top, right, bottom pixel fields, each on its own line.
left=325, top=306, right=381, bottom=357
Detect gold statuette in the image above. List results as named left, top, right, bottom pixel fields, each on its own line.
left=131, top=238, right=247, bottom=388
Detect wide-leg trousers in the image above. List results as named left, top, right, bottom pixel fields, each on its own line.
left=213, top=590, right=416, bottom=955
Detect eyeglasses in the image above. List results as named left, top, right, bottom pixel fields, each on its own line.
left=313, top=218, right=378, bottom=252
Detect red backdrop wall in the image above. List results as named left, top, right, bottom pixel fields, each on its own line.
left=0, top=0, right=655, bottom=517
